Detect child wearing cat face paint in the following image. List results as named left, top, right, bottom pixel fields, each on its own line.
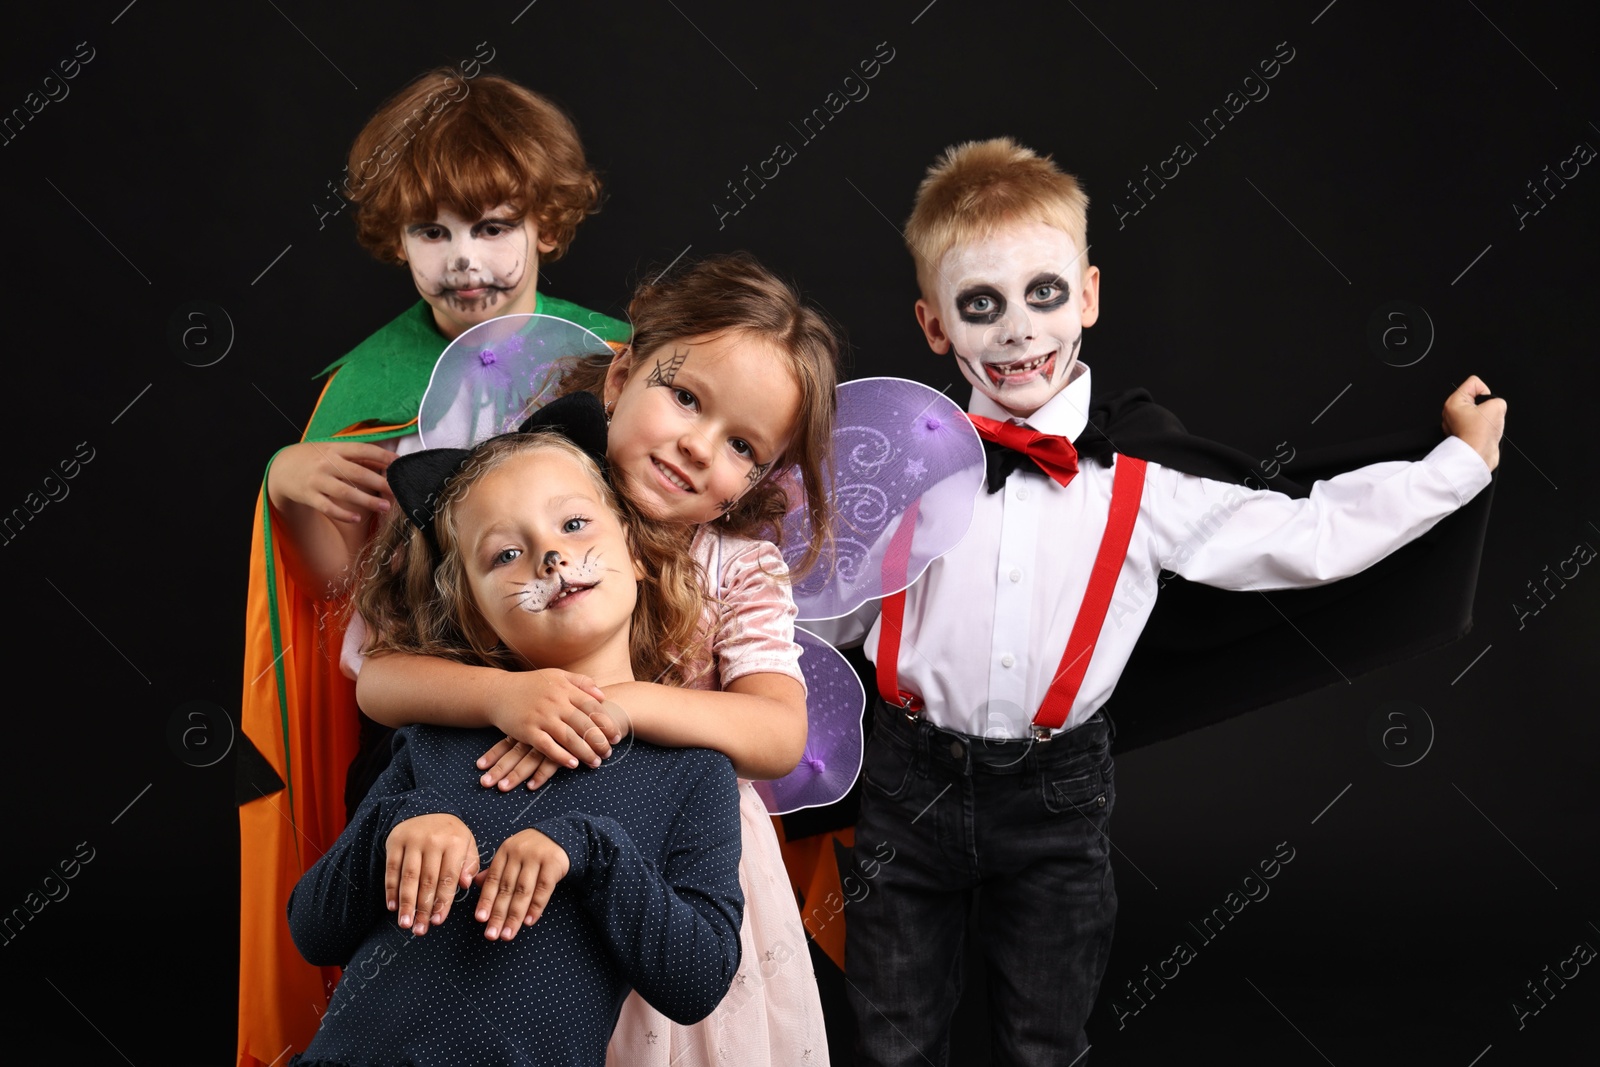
left=238, top=68, right=629, bottom=1066
left=289, top=421, right=744, bottom=1067
left=350, top=253, right=840, bottom=1066
left=808, top=139, right=1506, bottom=1066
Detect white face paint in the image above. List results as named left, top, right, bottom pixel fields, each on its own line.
left=505, top=546, right=609, bottom=614
left=917, top=221, right=1100, bottom=418
left=401, top=203, right=555, bottom=340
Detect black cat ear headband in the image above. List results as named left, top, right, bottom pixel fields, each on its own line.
left=387, top=391, right=611, bottom=554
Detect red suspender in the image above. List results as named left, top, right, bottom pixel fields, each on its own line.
left=1032, top=455, right=1147, bottom=729
left=876, top=456, right=1149, bottom=731
left=875, top=497, right=923, bottom=711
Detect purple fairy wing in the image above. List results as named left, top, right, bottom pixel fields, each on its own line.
left=752, top=627, right=866, bottom=816
left=782, top=377, right=986, bottom=621
left=417, top=314, right=615, bottom=449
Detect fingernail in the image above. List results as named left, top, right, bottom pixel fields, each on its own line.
left=568, top=758, right=579, bottom=768
left=476, top=909, right=487, bottom=921
left=400, top=913, right=412, bottom=926
left=387, top=900, right=396, bottom=910
left=485, top=926, right=498, bottom=938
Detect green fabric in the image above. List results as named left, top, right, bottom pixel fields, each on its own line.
left=302, top=295, right=630, bottom=442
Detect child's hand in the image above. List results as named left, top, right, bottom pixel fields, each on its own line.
left=385, top=813, right=479, bottom=935
left=479, top=671, right=622, bottom=784
left=1441, top=375, right=1506, bottom=472
left=268, top=440, right=397, bottom=524
left=472, top=829, right=571, bottom=939
left=479, top=700, right=634, bottom=791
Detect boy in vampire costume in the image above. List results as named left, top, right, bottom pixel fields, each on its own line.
left=792, top=138, right=1504, bottom=1065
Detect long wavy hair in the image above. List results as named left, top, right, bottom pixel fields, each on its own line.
left=353, top=433, right=706, bottom=685
left=554, top=251, right=840, bottom=579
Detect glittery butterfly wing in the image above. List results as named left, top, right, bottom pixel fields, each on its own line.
left=417, top=313, right=616, bottom=449
left=782, top=376, right=987, bottom=621
left=756, top=379, right=983, bottom=813
left=751, top=627, right=866, bottom=816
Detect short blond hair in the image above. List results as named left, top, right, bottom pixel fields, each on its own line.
left=904, top=138, right=1090, bottom=300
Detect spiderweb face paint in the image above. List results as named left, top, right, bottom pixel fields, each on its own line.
left=402, top=204, right=550, bottom=340
left=645, top=348, right=688, bottom=388
left=925, top=221, right=1096, bottom=418
left=604, top=332, right=802, bottom=526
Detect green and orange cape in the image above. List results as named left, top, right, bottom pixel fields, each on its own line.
left=236, top=296, right=628, bottom=1067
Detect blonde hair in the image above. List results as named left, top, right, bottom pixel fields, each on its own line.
left=353, top=433, right=706, bottom=686
left=904, top=137, right=1091, bottom=301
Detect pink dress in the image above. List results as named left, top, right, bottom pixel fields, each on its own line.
left=606, top=527, right=831, bottom=1066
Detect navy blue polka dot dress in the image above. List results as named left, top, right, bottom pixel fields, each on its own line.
left=286, top=725, right=744, bottom=1066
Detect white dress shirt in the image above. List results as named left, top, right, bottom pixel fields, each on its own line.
left=809, top=362, right=1493, bottom=738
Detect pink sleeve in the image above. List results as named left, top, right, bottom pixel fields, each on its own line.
left=710, top=538, right=805, bottom=690
left=339, top=611, right=370, bottom=681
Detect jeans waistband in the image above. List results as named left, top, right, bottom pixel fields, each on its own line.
left=872, top=697, right=1110, bottom=776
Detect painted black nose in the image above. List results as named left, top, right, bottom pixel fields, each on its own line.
left=542, top=550, right=562, bottom=572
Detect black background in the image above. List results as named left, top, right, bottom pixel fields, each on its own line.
left=2, top=1, right=1596, bottom=1063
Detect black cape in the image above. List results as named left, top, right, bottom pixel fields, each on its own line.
left=782, top=387, right=1496, bottom=838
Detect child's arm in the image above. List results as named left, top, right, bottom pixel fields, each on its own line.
left=266, top=440, right=396, bottom=594
left=287, top=731, right=467, bottom=964
left=472, top=537, right=811, bottom=786
left=474, top=674, right=807, bottom=788
left=608, top=535, right=809, bottom=780
left=1151, top=377, right=1502, bottom=590
left=525, top=758, right=744, bottom=1024
left=605, top=673, right=807, bottom=780
left=487, top=536, right=810, bottom=784
left=355, top=652, right=622, bottom=773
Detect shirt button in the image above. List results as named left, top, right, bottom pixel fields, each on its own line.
left=1016, top=487, right=1030, bottom=501
left=1001, top=654, right=1016, bottom=668
left=949, top=740, right=964, bottom=759
left=1009, top=568, right=1022, bottom=582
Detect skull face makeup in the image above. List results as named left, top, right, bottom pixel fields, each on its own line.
left=915, top=220, right=1100, bottom=419
left=401, top=203, right=557, bottom=340
left=455, top=447, right=643, bottom=674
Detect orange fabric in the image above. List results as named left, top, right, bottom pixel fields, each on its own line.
left=776, top=821, right=853, bottom=973
left=237, top=490, right=362, bottom=1066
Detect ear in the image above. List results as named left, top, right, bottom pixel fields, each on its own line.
left=632, top=555, right=647, bottom=581
left=603, top=349, right=634, bottom=408
left=914, top=299, right=951, bottom=355
left=533, top=217, right=558, bottom=256
left=1078, top=264, right=1101, bottom=329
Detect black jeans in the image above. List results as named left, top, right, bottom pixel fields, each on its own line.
left=846, top=699, right=1117, bottom=1067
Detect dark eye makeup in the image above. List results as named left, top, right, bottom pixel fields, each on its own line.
left=956, top=285, right=1006, bottom=325
left=1026, top=273, right=1072, bottom=310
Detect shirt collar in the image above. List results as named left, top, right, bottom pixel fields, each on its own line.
left=967, top=359, right=1093, bottom=440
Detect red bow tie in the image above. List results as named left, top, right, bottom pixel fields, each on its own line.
left=967, top=413, right=1081, bottom=491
